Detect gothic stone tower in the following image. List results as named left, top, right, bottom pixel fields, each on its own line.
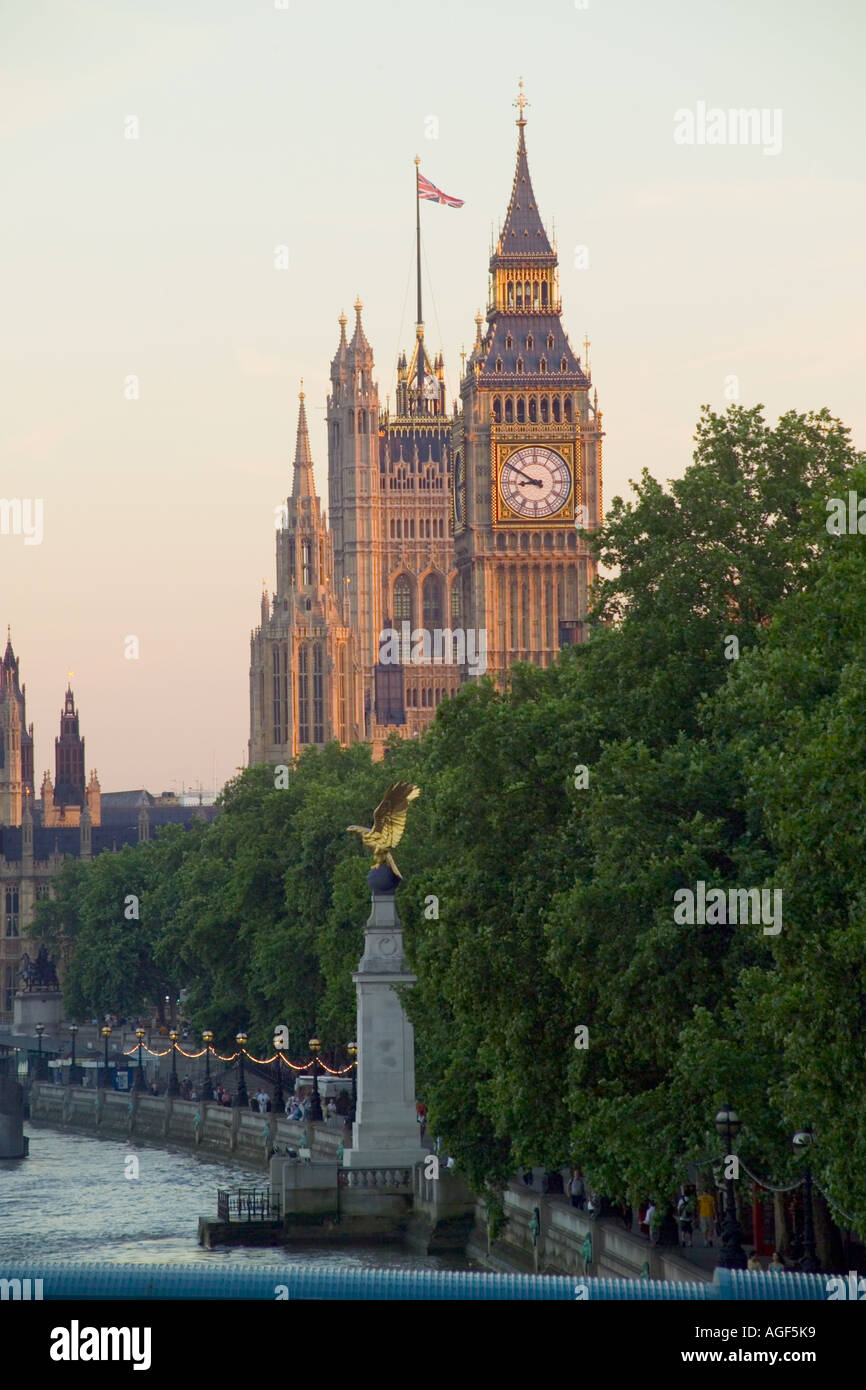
left=0, top=633, right=35, bottom=827
left=54, top=682, right=86, bottom=808
left=249, top=389, right=363, bottom=765
left=375, top=318, right=461, bottom=741
left=327, top=301, right=382, bottom=728
left=453, top=99, right=603, bottom=679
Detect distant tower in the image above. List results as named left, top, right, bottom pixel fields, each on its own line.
left=0, top=632, right=35, bottom=827
left=54, top=680, right=86, bottom=808
left=249, top=387, right=363, bottom=764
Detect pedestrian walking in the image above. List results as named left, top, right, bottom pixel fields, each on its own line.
left=676, top=1191, right=694, bottom=1248
left=697, top=1189, right=716, bottom=1248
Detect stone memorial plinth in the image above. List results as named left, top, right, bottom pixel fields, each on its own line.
left=343, top=864, right=422, bottom=1169
left=12, top=989, right=63, bottom=1037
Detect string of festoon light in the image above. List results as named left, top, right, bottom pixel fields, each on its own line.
left=121, top=1040, right=354, bottom=1075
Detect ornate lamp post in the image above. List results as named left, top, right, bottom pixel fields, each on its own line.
left=309, top=1037, right=323, bottom=1121
left=34, top=1022, right=45, bottom=1082
left=714, top=1103, right=747, bottom=1269
left=167, top=1029, right=180, bottom=1096
left=68, top=1023, right=79, bottom=1086
left=101, top=1025, right=112, bottom=1087
left=273, top=1036, right=285, bottom=1114
left=134, top=1027, right=146, bottom=1090
left=202, top=1029, right=213, bottom=1101
left=235, top=1032, right=249, bottom=1108
left=793, top=1128, right=819, bottom=1272
left=348, top=1040, right=357, bottom=1125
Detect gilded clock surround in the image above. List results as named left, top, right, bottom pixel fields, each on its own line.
left=493, top=440, right=576, bottom=525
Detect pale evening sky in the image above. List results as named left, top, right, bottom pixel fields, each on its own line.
left=2, top=0, right=863, bottom=793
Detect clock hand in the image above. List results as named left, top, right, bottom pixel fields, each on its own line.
left=518, top=478, right=543, bottom=488
left=506, top=463, right=543, bottom=486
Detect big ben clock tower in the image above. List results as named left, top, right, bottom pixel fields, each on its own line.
left=453, top=84, right=603, bottom=680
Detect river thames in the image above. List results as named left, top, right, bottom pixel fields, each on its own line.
left=0, top=1125, right=471, bottom=1271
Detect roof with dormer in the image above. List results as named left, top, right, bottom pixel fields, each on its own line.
left=475, top=315, right=589, bottom=386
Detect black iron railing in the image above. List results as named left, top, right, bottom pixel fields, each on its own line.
left=216, top=1187, right=281, bottom=1222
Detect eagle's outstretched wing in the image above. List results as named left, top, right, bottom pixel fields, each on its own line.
left=370, top=782, right=420, bottom=850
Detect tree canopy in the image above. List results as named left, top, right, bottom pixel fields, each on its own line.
left=32, top=404, right=866, bottom=1234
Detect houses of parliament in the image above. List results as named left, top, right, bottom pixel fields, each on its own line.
left=249, top=94, right=605, bottom=764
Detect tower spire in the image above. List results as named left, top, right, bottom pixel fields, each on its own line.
left=291, top=382, right=315, bottom=500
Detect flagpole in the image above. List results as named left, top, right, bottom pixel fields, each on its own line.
left=414, top=155, right=423, bottom=410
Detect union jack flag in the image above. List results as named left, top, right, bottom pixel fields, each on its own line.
left=417, top=171, right=464, bottom=208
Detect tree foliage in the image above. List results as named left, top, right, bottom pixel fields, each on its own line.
left=33, top=405, right=866, bottom=1233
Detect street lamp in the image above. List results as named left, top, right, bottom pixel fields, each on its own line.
left=134, top=1027, right=146, bottom=1090
left=793, top=1128, right=819, bottom=1273
left=34, top=1022, right=45, bottom=1082
left=101, top=1026, right=112, bottom=1088
left=714, top=1103, right=747, bottom=1269
left=235, top=1032, right=249, bottom=1108
left=348, top=1040, right=357, bottom=1125
left=168, top=1030, right=180, bottom=1096
left=273, top=1035, right=285, bottom=1114
left=69, top=1023, right=79, bottom=1086
left=202, top=1029, right=213, bottom=1101
left=309, top=1037, right=323, bottom=1121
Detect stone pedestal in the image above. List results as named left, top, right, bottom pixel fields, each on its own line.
left=343, top=865, right=423, bottom=1170
left=12, top=990, right=63, bottom=1037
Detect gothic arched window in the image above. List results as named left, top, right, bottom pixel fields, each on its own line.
left=422, top=572, right=444, bottom=627
left=529, top=397, right=537, bottom=423
left=539, top=357, right=547, bottom=374
left=505, top=396, right=514, bottom=423
left=495, top=358, right=503, bottom=374
left=547, top=333, right=554, bottom=349
left=516, top=357, right=524, bottom=374
left=493, top=396, right=502, bottom=423
left=541, top=396, right=549, bottom=423
left=298, top=645, right=309, bottom=745
left=515, top=284, right=523, bottom=309
left=541, top=281, right=549, bottom=307
left=394, top=574, right=412, bottom=625
left=553, top=397, right=561, bottom=423
left=564, top=396, right=573, bottom=422
left=312, top=645, right=324, bottom=744
left=526, top=334, right=533, bottom=350
left=507, top=281, right=514, bottom=307
left=517, top=397, right=526, bottom=423
left=505, top=334, right=513, bottom=350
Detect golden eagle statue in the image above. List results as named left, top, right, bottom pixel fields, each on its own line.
left=347, top=782, right=420, bottom=878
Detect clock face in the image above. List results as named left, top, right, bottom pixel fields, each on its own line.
left=453, top=451, right=465, bottom=528
left=499, top=446, right=572, bottom=519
